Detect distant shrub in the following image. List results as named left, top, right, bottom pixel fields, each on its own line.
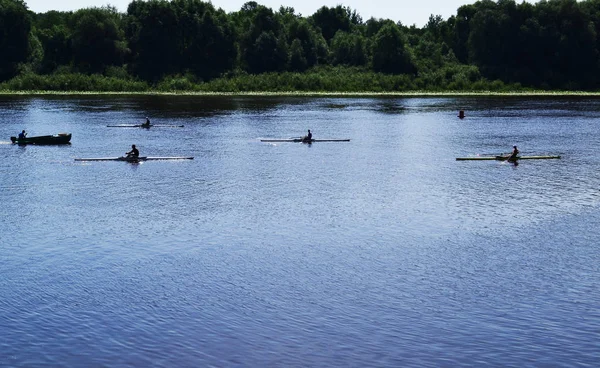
left=0, top=72, right=149, bottom=91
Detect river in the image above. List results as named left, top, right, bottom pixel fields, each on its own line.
left=0, top=95, right=598, bottom=366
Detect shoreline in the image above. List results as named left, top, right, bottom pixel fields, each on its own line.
left=2, top=90, right=600, bottom=97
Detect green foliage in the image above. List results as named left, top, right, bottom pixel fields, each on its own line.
left=4, top=0, right=600, bottom=92
left=24, top=34, right=44, bottom=72
left=330, top=31, right=367, bottom=66
left=284, top=19, right=327, bottom=68
left=35, top=23, right=73, bottom=73
left=289, top=39, right=308, bottom=71
left=126, top=0, right=237, bottom=80
left=71, top=6, right=128, bottom=73
left=461, top=0, right=599, bottom=89
left=365, top=18, right=396, bottom=38
left=156, top=73, right=199, bottom=91
left=416, top=64, right=483, bottom=90
left=0, top=0, right=32, bottom=81
left=310, top=5, right=357, bottom=41
left=371, top=23, right=416, bottom=74
left=0, top=71, right=148, bottom=91
left=193, top=66, right=421, bottom=92
left=237, top=4, right=289, bottom=73
left=246, top=31, right=288, bottom=73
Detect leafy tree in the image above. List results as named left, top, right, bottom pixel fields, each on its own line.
left=330, top=30, right=367, bottom=66
left=451, top=4, right=477, bottom=63
left=126, top=0, right=180, bottom=80
left=34, top=13, right=73, bottom=73
left=248, top=31, right=288, bottom=73
left=465, top=0, right=598, bottom=89
left=538, top=0, right=598, bottom=89
left=581, top=0, right=600, bottom=54
left=467, top=2, right=513, bottom=77
left=411, top=34, right=445, bottom=71
left=0, top=0, right=31, bottom=80
left=372, top=23, right=416, bottom=74
left=25, top=34, right=44, bottom=72
left=71, top=6, right=128, bottom=73
left=425, top=15, right=445, bottom=41
left=192, top=10, right=237, bottom=79
left=289, top=38, right=307, bottom=71
left=237, top=3, right=288, bottom=73
left=170, top=0, right=237, bottom=79
left=285, top=18, right=327, bottom=68
left=310, top=5, right=360, bottom=42
left=365, top=17, right=396, bottom=38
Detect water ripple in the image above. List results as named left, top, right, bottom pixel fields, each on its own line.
left=1, top=96, right=598, bottom=367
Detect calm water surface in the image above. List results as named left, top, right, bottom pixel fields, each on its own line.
left=0, top=95, right=598, bottom=367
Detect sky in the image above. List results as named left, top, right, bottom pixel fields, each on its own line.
left=23, top=0, right=486, bottom=27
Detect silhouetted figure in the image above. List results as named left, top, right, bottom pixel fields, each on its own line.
left=126, top=144, right=139, bottom=158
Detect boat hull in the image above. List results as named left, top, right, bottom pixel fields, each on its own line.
left=260, top=138, right=350, bottom=142
left=75, top=156, right=194, bottom=162
left=107, top=125, right=184, bottom=128
left=11, top=133, right=72, bottom=145
left=456, top=155, right=561, bottom=161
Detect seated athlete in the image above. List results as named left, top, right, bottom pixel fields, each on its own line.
left=302, top=129, right=312, bottom=142
left=126, top=144, right=139, bottom=158
left=507, top=145, right=519, bottom=162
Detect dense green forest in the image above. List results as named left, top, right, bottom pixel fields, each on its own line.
left=1, top=0, right=600, bottom=92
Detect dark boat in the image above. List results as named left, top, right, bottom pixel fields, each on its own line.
left=10, top=133, right=72, bottom=145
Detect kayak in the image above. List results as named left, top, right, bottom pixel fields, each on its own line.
left=75, top=156, right=193, bottom=162
left=106, top=124, right=184, bottom=128
left=456, top=155, right=561, bottom=161
left=260, top=138, right=350, bottom=142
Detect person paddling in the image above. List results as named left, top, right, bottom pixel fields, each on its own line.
left=507, top=145, right=519, bottom=162
left=126, top=144, right=139, bottom=158
left=18, top=130, right=26, bottom=139
left=141, top=117, right=151, bottom=128
left=302, top=129, right=312, bottom=143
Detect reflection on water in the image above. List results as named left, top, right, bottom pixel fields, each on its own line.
left=0, top=96, right=598, bottom=367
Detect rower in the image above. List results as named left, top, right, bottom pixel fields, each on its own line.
left=141, top=117, right=151, bottom=128
left=302, top=129, right=312, bottom=142
left=507, top=145, right=519, bottom=162
left=126, top=144, right=139, bottom=158
left=18, top=130, right=26, bottom=139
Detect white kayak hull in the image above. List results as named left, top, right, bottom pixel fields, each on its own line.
left=456, top=155, right=561, bottom=161
left=106, top=125, right=184, bottom=128
left=75, top=156, right=193, bottom=162
left=260, top=138, right=350, bottom=142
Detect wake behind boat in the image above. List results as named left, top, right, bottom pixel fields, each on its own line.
left=75, top=156, right=194, bottom=162
left=260, top=138, right=350, bottom=142
left=107, top=124, right=184, bottom=128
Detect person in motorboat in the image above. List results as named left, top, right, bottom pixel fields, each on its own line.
left=126, top=144, right=139, bottom=158
left=18, top=130, right=26, bottom=139
left=507, top=145, right=519, bottom=162
left=302, top=129, right=313, bottom=143
left=141, top=117, right=151, bottom=128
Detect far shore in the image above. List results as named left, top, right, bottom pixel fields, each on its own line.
left=2, top=90, right=600, bottom=97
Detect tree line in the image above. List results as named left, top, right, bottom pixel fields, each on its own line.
left=1, top=0, right=599, bottom=92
